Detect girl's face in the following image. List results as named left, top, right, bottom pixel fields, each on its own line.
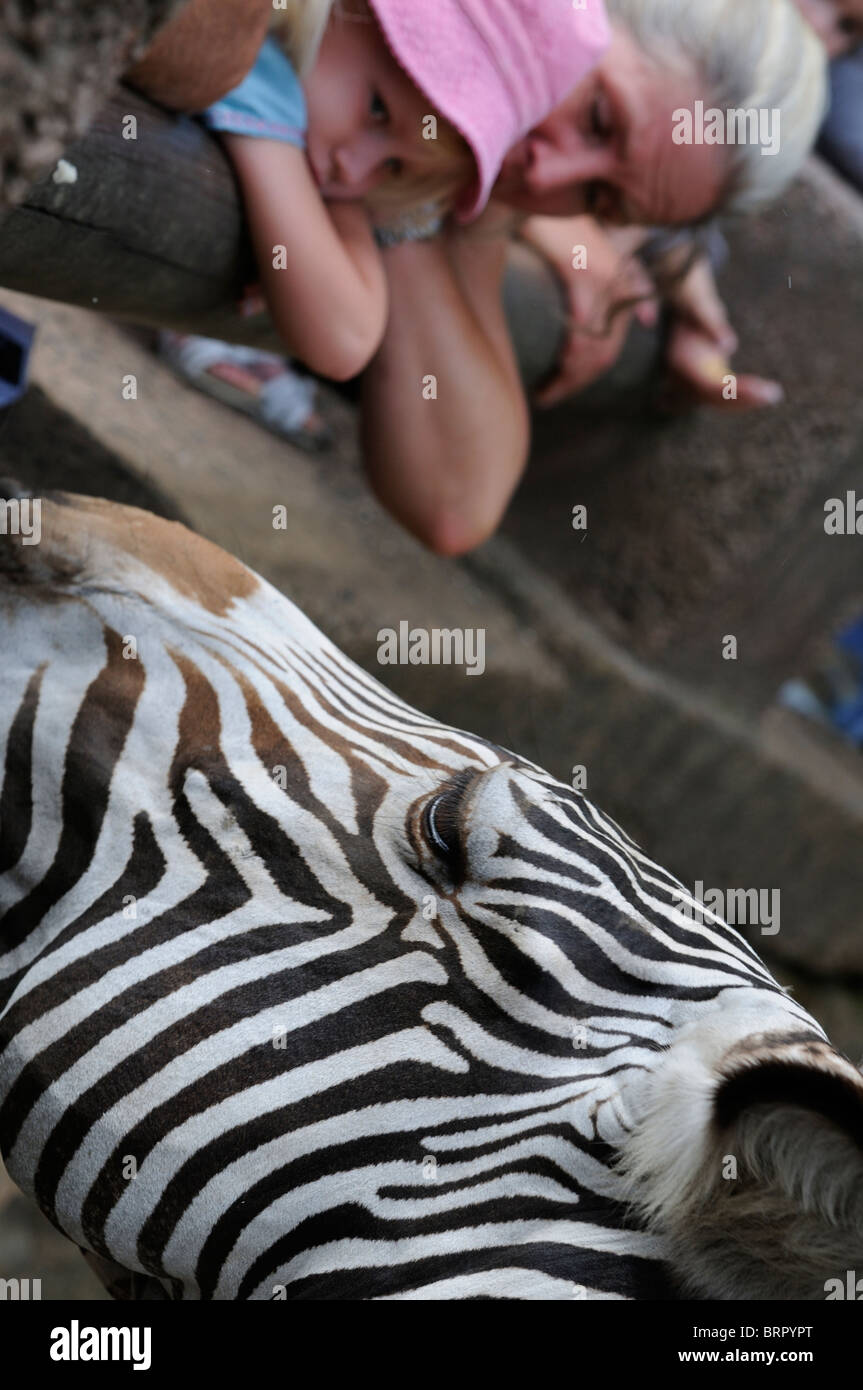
left=795, top=0, right=863, bottom=55
left=304, top=6, right=451, bottom=201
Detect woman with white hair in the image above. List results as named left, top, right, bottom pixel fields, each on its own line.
left=128, top=0, right=828, bottom=553
left=360, top=0, right=828, bottom=554
left=521, top=0, right=863, bottom=418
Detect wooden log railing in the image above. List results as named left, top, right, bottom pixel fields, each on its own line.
left=0, top=87, right=568, bottom=386
left=0, top=90, right=262, bottom=343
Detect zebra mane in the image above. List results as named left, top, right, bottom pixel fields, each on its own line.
left=0, top=481, right=79, bottom=586
left=0, top=482, right=260, bottom=617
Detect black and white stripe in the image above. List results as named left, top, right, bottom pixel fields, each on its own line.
left=1, top=494, right=861, bottom=1300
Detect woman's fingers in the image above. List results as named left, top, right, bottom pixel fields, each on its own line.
left=668, top=259, right=738, bottom=354
left=534, top=308, right=635, bottom=407
left=716, top=373, right=785, bottom=408
left=665, top=322, right=783, bottom=411
left=634, top=297, right=660, bottom=329
left=659, top=374, right=784, bottom=414
left=535, top=252, right=656, bottom=407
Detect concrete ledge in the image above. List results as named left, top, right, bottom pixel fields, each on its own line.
left=0, top=88, right=568, bottom=389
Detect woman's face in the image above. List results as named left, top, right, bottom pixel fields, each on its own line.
left=494, top=27, right=727, bottom=226
left=795, top=0, right=863, bottom=57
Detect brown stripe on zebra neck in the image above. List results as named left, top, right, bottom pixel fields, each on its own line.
left=35, top=493, right=260, bottom=618
left=167, top=649, right=225, bottom=784
left=62, top=623, right=148, bottom=837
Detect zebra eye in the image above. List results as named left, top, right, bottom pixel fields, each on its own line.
left=421, top=770, right=475, bottom=878
left=424, top=793, right=457, bottom=858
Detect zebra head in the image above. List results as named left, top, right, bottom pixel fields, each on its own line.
left=1, top=488, right=861, bottom=1301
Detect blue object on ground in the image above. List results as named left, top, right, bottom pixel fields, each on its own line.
left=837, top=616, right=863, bottom=665
left=832, top=617, right=863, bottom=742
left=778, top=615, right=863, bottom=749
left=819, top=50, right=863, bottom=193
left=0, top=307, right=35, bottom=409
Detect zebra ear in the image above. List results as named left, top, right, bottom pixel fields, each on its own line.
left=617, top=1006, right=863, bottom=1300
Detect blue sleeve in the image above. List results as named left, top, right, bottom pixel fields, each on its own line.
left=202, top=37, right=306, bottom=147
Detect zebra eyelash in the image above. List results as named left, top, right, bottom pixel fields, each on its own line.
left=424, top=794, right=457, bottom=858
left=421, top=769, right=476, bottom=879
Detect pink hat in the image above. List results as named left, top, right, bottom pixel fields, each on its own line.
left=367, top=0, right=611, bottom=221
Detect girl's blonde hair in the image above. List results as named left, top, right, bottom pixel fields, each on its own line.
left=271, top=0, right=333, bottom=76
left=271, top=0, right=474, bottom=225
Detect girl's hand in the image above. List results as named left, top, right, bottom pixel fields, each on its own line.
left=222, top=135, right=387, bottom=380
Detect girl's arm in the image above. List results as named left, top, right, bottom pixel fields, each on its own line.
left=360, top=210, right=529, bottom=556
left=222, top=134, right=388, bottom=381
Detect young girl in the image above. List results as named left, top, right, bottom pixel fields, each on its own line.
left=192, top=0, right=611, bottom=382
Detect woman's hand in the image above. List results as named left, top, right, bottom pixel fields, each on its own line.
left=521, top=218, right=785, bottom=413
left=518, top=215, right=658, bottom=406
left=662, top=258, right=784, bottom=411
